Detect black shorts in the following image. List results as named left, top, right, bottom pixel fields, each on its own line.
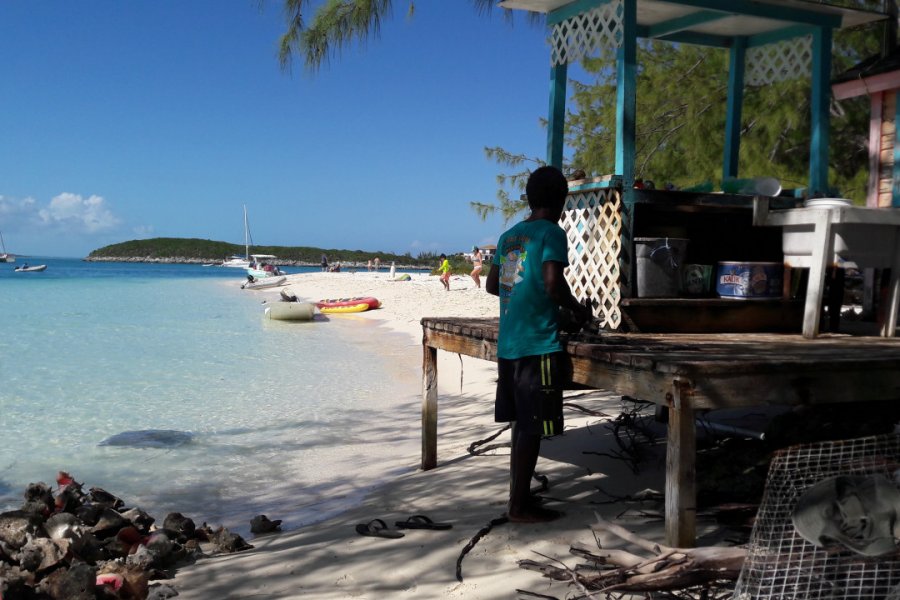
left=495, top=352, right=570, bottom=437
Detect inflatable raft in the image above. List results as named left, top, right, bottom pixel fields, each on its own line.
left=316, top=296, right=381, bottom=314
left=241, top=275, right=286, bottom=290
left=264, top=302, right=317, bottom=321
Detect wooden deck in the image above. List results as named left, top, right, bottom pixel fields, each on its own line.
left=421, top=317, right=900, bottom=546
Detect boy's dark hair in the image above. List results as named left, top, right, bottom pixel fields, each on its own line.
left=525, top=166, right=568, bottom=210
left=440, top=253, right=446, bottom=259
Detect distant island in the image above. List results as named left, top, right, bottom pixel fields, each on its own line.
left=86, top=237, right=437, bottom=269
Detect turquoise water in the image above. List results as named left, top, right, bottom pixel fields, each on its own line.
left=0, top=258, right=421, bottom=533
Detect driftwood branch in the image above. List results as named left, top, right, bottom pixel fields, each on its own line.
left=518, top=513, right=746, bottom=595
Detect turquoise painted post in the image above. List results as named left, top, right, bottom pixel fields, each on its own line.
left=547, top=62, right=568, bottom=169
left=723, top=37, right=746, bottom=180
left=616, top=0, right=637, bottom=189
left=809, top=27, right=833, bottom=194
left=894, top=92, right=900, bottom=207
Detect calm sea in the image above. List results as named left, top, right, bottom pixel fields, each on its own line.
left=0, top=258, right=421, bottom=534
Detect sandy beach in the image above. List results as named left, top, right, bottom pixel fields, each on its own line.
left=171, top=270, right=670, bottom=599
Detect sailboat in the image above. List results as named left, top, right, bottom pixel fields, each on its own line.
left=0, top=232, right=15, bottom=263
left=221, top=205, right=252, bottom=268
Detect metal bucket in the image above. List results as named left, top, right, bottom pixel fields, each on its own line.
left=635, top=238, right=689, bottom=298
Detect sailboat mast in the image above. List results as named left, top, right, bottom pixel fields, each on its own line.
left=243, top=205, right=249, bottom=260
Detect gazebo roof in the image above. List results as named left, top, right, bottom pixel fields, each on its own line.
left=500, top=0, right=887, bottom=39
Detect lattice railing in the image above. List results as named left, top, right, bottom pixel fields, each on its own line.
left=561, top=188, right=623, bottom=330
left=746, top=35, right=812, bottom=86
left=549, top=0, right=623, bottom=66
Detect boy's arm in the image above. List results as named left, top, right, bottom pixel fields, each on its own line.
left=486, top=263, right=500, bottom=296
left=543, top=261, right=592, bottom=322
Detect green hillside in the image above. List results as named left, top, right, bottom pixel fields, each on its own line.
left=87, top=237, right=435, bottom=267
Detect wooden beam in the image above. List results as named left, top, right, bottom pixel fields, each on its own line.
left=833, top=70, right=900, bottom=101
left=809, top=26, right=833, bottom=195
left=746, top=25, right=816, bottom=48
left=665, top=379, right=696, bottom=547
left=615, top=0, right=637, bottom=187
left=723, top=37, right=746, bottom=181
left=654, top=0, right=842, bottom=28
left=547, top=0, right=608, bottom=26
left=646, top=10, right=727, bottom=38
left=652, top=30, right=732, bottom=48
left=867, top=91, right=884, bottom=208
left=548, top=63, right=568, bottom=169
left=894, top=91, right=900, bottom=208
left=422, top=343, right=439, bottom=470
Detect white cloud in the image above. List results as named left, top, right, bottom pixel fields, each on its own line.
left=0, top=195, right=37, bottom=218
left=37, top=193, right=120, bottom=233
left=132, top=225, right=155, bottom=238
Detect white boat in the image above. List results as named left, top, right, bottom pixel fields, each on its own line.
left=0, top=232, right=15, bottom=263
left=247, top=254, right=282, bottom=278
left=14, top=264, right=47, bottom=272
left=264, top=301, right=317, bottom=321
left=241, top=275, right=286, bottom=290
left=222, top=205, right=252, bottom=268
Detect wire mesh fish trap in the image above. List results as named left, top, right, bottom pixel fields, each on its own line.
left=734, top=433, right=900, bottom=599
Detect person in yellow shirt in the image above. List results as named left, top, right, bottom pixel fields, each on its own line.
left=438, top=253, right=451, bottom=291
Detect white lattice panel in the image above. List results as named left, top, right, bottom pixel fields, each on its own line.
left=549, top=0, right=623, bottom=66
left=561, top=188, right=623, bottom=330
left=746, top=35, right=812, bottom=86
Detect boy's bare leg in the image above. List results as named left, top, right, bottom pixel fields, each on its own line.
left=508, top=423, right=561, bottom=523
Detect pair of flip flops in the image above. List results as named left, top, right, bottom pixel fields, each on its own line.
left=355, top=515, right=452, bottom=539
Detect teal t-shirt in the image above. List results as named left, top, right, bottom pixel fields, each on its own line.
left=492, top=218, right=569, bottom=359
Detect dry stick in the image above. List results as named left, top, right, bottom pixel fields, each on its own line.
left=515, top=591, right=560, bottom=600
left=468, top=423, right=511, bottom=456
left=563, top=402, right=611, bottom=418
left=532, top=550, right=601, bottom=600
left=458, top=353, right=464, bottom=393
left=455, top=515, right=509, bottom=582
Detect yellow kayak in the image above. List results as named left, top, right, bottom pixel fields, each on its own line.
left=318, top=303, right=371, bottom=314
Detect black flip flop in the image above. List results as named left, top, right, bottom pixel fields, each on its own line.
left=395, top=515, right=452, bottom=530
left=355, top=518, right=404, bottom=539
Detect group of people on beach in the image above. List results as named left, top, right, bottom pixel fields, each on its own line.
left=436, top=246, right=483, bottom=291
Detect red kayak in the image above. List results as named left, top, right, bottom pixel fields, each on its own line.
left=315, top=296, right=381, bottom=311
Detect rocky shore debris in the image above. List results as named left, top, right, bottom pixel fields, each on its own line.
left=0, top=471, right=259, bottom=599
left=249, top=515, right=281, bottom=535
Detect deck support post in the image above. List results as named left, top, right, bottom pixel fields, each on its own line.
left=615, top=0, right=638, bottom=189
left=422, top=343, right=438, bottom=470
left=809, top=26, right=833, bottom=195
left=547, top=62, right=568, bottom=169
left=723, top=37, right=746, bottom=181
left=665, top=379, right=696, bottom=547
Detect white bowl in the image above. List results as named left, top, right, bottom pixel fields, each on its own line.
left=804, top=198, right=852, bottom=208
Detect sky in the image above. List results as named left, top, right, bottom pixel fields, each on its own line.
left=0, top=2, right=560, bottom=258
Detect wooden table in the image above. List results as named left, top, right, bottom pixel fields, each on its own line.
left=421, top=317, right=900, bottom=546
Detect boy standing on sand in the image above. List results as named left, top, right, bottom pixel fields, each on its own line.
left=486, top=166, right=592, bottom=523
left=438, top=253, right=451, bottom=291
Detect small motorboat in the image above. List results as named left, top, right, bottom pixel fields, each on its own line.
left=14, top=264, right=47, bottom=272
left=264, top=301, right=317, bottom=321
left=316, top=296, right=381, bottom=314
left=241, top=275, right=286, bottom=290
